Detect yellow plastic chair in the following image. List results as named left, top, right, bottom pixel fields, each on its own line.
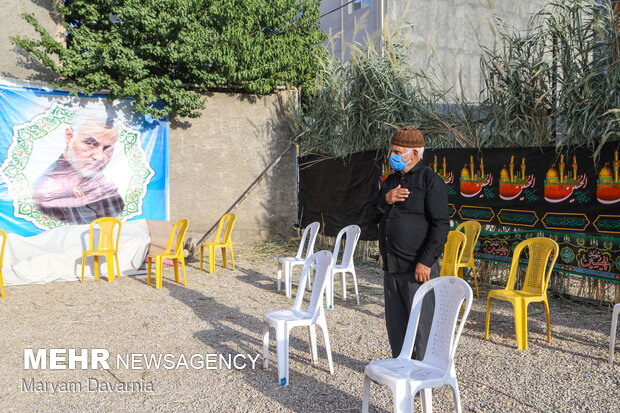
left=440, top=231, right=466, bottom=277
left=148, top=219, right=189, bottom=289
left=485, top=237, right=559, bottom=350
left=81, top=217, right=122, bottom=282
left=0, top=229, right=6, bottom=298
left=200, top=213, right=237, bottom=274
left=455, top=220, right=482, bottom=298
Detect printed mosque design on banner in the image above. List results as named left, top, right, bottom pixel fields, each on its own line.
left=596, top=150, right=620, bottom=205
left=499, top=155, right=535, bottom=201
left=432, top=155, right=454, bottom=184
left=460, top=155, right=492, bottom=198
left=0, top=103, right=154, bottom=230
left=544, top=154, right=587, bottom=203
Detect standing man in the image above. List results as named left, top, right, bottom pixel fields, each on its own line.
left=32, top=107, right=125, bottom=224
left=375, top=126, right=450, bottom=359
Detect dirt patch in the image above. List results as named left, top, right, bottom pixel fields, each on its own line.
left=0, top=241, right=618, bottom=412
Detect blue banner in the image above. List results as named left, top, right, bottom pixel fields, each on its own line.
left=0, top=79, right=169, bottom=236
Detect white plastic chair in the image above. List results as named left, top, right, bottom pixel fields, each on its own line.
left=277, top=221, right=320, bottom=298
left=362, top=277, right=473, bottom=413
left=610, top=303, right=620, bottom=364
left=327, top=225, right=361, bottom=310
left=263, top=250, right=335, bottom=386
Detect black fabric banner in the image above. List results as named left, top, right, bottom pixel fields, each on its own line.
left=298, top=151, right=382, bottom=240
left=425, top=144, right=620, bottom=234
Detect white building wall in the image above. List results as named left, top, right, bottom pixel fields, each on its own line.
left=320, top=0, right=385, bottom=61
left=386, top=0, right=546, bottom=101
left=320, top=0, right=546, bottom=101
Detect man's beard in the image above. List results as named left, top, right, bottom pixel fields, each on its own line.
left=66, top=145, right=104, bottom=179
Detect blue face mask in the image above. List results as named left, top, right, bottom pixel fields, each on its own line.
left=390, top=150, right=412, bottom=171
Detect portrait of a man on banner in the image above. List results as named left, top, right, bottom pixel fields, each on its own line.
left=32, top=107, right=125, bottom=224
left=0, top=92, right=163, bottom=234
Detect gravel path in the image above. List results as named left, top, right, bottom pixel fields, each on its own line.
left=0, top=242, right=618, bottom=412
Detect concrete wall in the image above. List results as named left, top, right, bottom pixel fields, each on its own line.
left=320, top=0, right=384, bottom=61
left=387, top=0, right=546, bottom=101
left=0, top=0, right=63, bottom=81
left=169, top=92, right=297, bottom=245
left=320, top=0, right=546, bottom=101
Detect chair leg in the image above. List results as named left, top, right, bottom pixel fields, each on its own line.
left=307, top=262, right=314, bottom=292
left=513, top=299, right=528, bottom=350
left=115, top=254, right=121, bottom=279
left=0, top=269, right=4, bottom=299
left=93, top=256, right=99, bottom=279
left=543, top=297, right=551, bottom=343
left=221, top=247, right=227, bottom=269
left=393, top=382, right=408, bottom=413
left=341, top=271, right=347, bottom=301
left=318, top=318, right=334, bottom=374
left=155, top=256, right=163, bottom=289
left=450, top=379, right=462, bottom=413
left=106, top=255, right=114, bottom=282
left=262, top=321, right=270, bottom=369
left=180, top=256, right=187, bottom=286
left=327, top=270, right=334, bottom=310
left=420, top=388, right=433, bottom=413
left=200, top=245, right=204, bottom=271
left=308, top=325, right=318, bottom=364
left=470, top=263, right=479, bottom=299
left=362, top=375, right=371, bottom=413
left=285, top=263, right=292, bottom=299
left=610, top=305, right=620, bottom=364
left=81, top=254, right=86, bottom=283
left=277, top=262, right=282, bottom=292
left=209, top=245, right=215, bottom=274
left=351, top=267, right=360, bottom=305
left=276, top=322, right=290, bottom=385
left=229, top=245, right=235, bottom=270
left=485, top=296, right=493, bottom=340
left=147, top=257, right=152, bottom=286
left=173, top=258, right=180, bottom=283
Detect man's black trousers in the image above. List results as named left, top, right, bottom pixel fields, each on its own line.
left=383, top=260, right=440, bottom=359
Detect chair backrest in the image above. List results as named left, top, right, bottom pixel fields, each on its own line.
left=0, top=229, right=6, bottom=267
left=440, top=231, right=466, bottom=277
left=293, top=250, right=333, bottom=318
left=295, top=221, right=320, bottom=260
left=506, top=237, right=559, bottom=295
left=166, top=219, right=189, bottom=256
left=332, top=225, right=361, bottom=267
left=89, top=217, right=121, bottom=252
left=398, top=277, right=473, bottom=373
left=214, top=213, right=237, bottom=245
left=455, top=220, right=481, bottom=262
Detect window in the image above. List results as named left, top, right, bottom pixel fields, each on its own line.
left=352, top=0, right=371, bottom=12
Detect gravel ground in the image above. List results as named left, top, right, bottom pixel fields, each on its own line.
left=0, top=241, right=618, bottom=413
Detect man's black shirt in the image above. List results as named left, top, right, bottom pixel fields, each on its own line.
left=374, top=161, right=450, bottom=273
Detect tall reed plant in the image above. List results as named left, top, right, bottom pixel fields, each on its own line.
left=480, top=0, right=619, bottom=157
left=288, top=0, right=619, bottom=160
left=286, top=33, right=479, bottom=159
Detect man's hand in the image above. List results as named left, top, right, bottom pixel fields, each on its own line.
left=386, top=185, right=410, bottom=204
left=415, top=262, right=431, bottom=283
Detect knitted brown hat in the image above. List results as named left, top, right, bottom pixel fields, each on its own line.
left=390, top=126, right=425, bottom=148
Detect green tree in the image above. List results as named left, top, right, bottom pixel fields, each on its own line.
left=11, top=0, right=326, bottom=118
